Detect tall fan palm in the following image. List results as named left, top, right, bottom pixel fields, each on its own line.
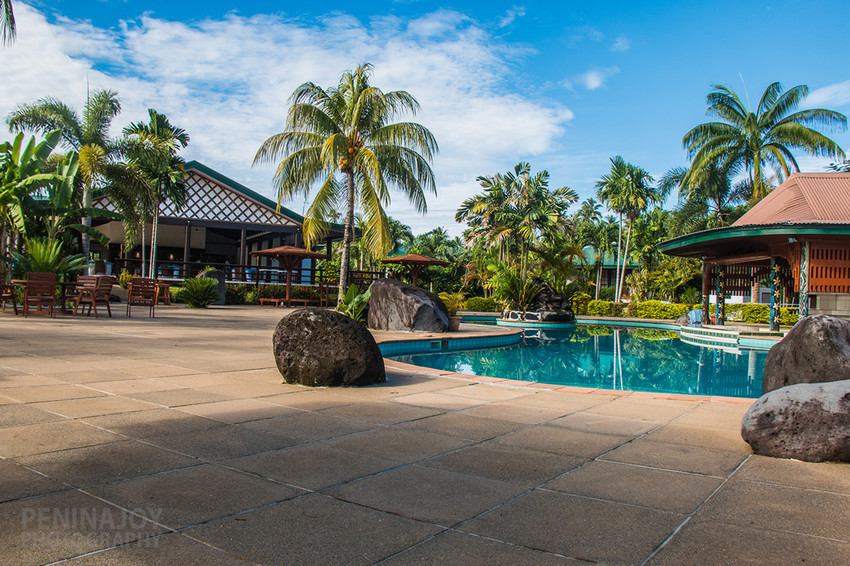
left=7, top=89, right=124, bottom=258
left=683, top=82, right=846, bottom=202
left=254, top=63, right=437, bottom=302
left=1, top=0, right=14, bottom=44
left=124, top=109, right=189, bottom=277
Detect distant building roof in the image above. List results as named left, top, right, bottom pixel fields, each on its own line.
left=733, top=172, right=850, bottom=226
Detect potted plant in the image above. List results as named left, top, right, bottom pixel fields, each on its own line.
left=438, top=291, right=465, bottom=331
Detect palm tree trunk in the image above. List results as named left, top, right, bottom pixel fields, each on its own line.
left=148, top=193, right=161, bottom=279
left=337, top=170, right=356, bottom=305
left=81, top=182, right=93, bottom=260
left=619, top=220, right=633, bottom=301
left=595, top=260, right=602, bottom=300
left=614, top=212, right=623, bottom=299
left=140, top=220, right=147, bottom=277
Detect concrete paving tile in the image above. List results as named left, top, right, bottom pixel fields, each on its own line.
left=0, top=374, right=67, bottom=389
left=260, top=389, right=357, bottom=411
left=84, top=378, right=185, bottom=395
left=125, top=365, right=205, bottom=378
left=185, top=493, right=441, bottom=565
left=177, top=398, right=299, bottom=423
left=158, top=373, right=237, bottom=388
left=327, top=464, right=526, bottom=526
left=545, top=460, right=723, bottom=513
left=0, top=490, right=165, bottom=566
left=697, top=479, right=850, bottom=541
left=671, top=402, right=750, bottom=431
left=647, top=518, right=850, bottom=565
left=463, top=489, right=684, bottom=564
left=397, top=412, right=523, bottom=441
left=89, top=464, right=304, bottom=529
left=241, top=412, right=378, bottom=442
left=509, top=391, right=610, bottom=412
left=492, top=425, right=630, bottom=459
left=549, top=412, right=663, bottom=436
left=733, top=455, right=850, bottom=494
left=0, top=420, right=122, bottom=458
left=32, top=396, right=158, bottom=418
left=0, top=384, right=108, bottom=403
left=82, top=408, right=221, bottom=438
left=600, top=437, right=746, bottom=476
left=391, top=391, right=489, bottom=411
left=38, top=369, right=139, bottom=384
left=646, top=423, right=751, bottom=452
left=0, top=459, right=68, bottom=503
left=460, top=402, right=572, bottom=424
left=61, top=532, right=253, bottom=565
left=0, top=403, right=66, bottom=428
left=381, top=530, right=579, bottom=565
left=126, top=388, right=236, bottom=407
left=144, top=423, right=296, bottom=461
left=17, top=440, right=199, bottom=487
left=440, top=383, right=532, bottom=402
left=322, top=427, right=473, bottom=463
left=200, top=381, right=297, bottom=398
left=422, top=442, right=584, bottom=486
left=318, top=400, right=443, bottom=425
left=585, top=396, right=700, bottom=421
left=226, top=443, right=401, bottom=490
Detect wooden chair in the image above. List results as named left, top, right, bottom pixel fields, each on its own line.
left=73, top=275, right=114, bottom=318
left=22, top=272, right=57, bottom=318
left=0, top=283, right=19, bottom=315
left=126, top=277, right=157, bottom=318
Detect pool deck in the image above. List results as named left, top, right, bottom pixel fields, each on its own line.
left=1, top=305, right=848, bottom=565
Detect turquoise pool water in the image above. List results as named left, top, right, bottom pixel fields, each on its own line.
left=389, top=325, right=766, bottom=398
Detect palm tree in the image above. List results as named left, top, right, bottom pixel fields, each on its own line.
left=595, top=157, right=629, bottom=298
left=660, top=161, right=746, bottom=234
left=124, top=109, right=189, bottom=277
left=7, top=90, right=125, bottom=259
left=1, top=0, right=14, bottom=45
left=683, top=82, right=847, bottom=202
left=254, top=63, right=437, bottom=302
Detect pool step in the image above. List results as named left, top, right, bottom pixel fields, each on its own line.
left=680, top=326, right=741, bottom=350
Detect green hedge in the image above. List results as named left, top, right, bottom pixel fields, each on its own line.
left=571, top=293, right=592, bottom=315
left=583, top=300, right=691, bottom=320
left=726, top=303, right=798, bottom=325
left=463, top=296, right=500, bottom=312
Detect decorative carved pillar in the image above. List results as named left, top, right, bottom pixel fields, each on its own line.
left=716, top=266, right=726, bottom=326
left=799, top=241, right=810, bottom=319
left=769, top=257, right=780, bottom=331
left=701, top=262, right=711, bottom=325
left=182, top=222, right=191, bottom=278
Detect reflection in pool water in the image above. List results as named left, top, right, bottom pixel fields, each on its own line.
left=390, top=325, right=765, bottom=398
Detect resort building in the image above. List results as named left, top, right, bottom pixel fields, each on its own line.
left=91, top=161, right=344, bottom=281
left=658, top=172, right=850, bottom=328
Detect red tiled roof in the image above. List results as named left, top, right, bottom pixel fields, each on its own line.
left=733, top=172, right=850, bottom=226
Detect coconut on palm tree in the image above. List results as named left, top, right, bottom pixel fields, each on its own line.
left=254, top=63, right=438, bottom=303
left=123, top=109, right=189, bottom=277
left=683, top=82, right=847, bottom=203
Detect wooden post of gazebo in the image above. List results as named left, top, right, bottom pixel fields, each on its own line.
left=701, top=262, right=711, bottom=325
left=716, top=267, right=726, bottom=325
left=769, top=258, right=780, bottom=331
left=799, top=241, right=810, bottom=318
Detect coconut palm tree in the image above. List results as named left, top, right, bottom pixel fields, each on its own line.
left=683, top=82, right=847, bottom=202
left=660, top=161, right=746, bottom=234
left=254, top=63, right=437, bottom=302
left=123, top=109, right=189, bottom=277
left=7, top=90, right=125, bottom=259
left=1, top=0, right=14, bottom=45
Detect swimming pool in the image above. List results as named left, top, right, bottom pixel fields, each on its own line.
left=388, top=325, right=766, bottom=398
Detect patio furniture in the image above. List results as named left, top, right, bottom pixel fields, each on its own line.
left=319, top=280, right=338, bottom=307
left=73, top=275, right=115, bottom=318
left=126, top=277, right=157, bottom=318
left=155, top=281, right=171, bottom=305
left=250, top=246, right=326, bottom=306
left=0, top=283, right=19, bottom=315
left=380, top=254, right=449, bottom=287
left=21, top=272, right=57, bottom=318
left=259, top=298, right=283, bottom=307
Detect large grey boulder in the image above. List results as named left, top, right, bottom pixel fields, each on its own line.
left=272, top=308, right=385, bottom=387
left=741, top=380, right=850, bottom=462
left=196, top=269, right=226, bottom=305
left=763, top=315, right=850, bottom=393
left=367, top=278, right=449, bottom=332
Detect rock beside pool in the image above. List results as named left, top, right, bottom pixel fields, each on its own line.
left=741, top=380, right=850, bottom=462
left=196, top=269, right=226, bottom=305
left=367, top=278, right=449, bottom=332
left=272, top=308, right=385, bottom=387
left=763, top=315, right=850, bottom=393
left=539, top=309, right=576, bottom=323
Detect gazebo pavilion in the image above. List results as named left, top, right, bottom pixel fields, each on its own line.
left=658, top=172, right=850, bottom=329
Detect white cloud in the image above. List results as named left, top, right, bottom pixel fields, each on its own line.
left=568, top=26, right=604, bottom=44
left=610, top=36, right=630, bottom=52
left=1, top=4, right=574, bottom=235
left=578, top=67, right=619, bottom=90
left=804, top=80, right=850, bottom=108
left=497, top=6, right=526, bottom=29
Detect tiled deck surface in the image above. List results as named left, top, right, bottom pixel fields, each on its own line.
left=1, top=305, right=848, bottom=565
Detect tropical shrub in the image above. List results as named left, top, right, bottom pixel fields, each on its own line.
left=337, top=284, right=370, bottom=322
left=726, top=303, right=799, bottom=325
left=570, top=292, right=592, bottom=315
left=225, top=284, right=250, bottom=305
left=634, top=300, right=691, bottom=320
left=438, top=291, right=465, bottom=316
left=587, top=300, right=612, bottom=317
left=680, top=286, right=701, bottom=305
left=463, top=296, right=500, bottom=312
left=598, top=286, right=616, bottom=301
left=117, top=269, right=133, bottom=290
left=177, top=278, right=219, bottom=308
left=9, top=237, right=86, bottom=280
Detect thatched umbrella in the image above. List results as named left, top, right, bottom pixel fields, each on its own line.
left=251, top=246, right=326, bottom=305
left=380, top=253, right=449, bottom=287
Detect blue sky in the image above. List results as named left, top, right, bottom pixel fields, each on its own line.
left=4, top=1, right=850, bottom=235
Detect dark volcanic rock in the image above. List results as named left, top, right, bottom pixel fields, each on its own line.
left=741, top=380, right=850, bottom=463
left=763, top=315, right=850, bottom=393
left=367, top=278, right=449, bottom=332
left=273, top=308, right=385, bottom=387
left=196, top=269, right=226, bottom=305
left=539, top=309, right=576, bottom=323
